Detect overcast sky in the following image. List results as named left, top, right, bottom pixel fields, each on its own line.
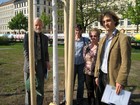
left=0, top=0, right=9, bottom=4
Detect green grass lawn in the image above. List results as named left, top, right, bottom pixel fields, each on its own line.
left=0, top=43, right=140, bottom=105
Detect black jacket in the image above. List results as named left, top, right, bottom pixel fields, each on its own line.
left=23, top=32, right=49, bottom=75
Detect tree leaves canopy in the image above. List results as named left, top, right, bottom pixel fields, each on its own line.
left=8, top=12, right=28, bottom=32
left=40, top=12, right=51, bottom=29
left=76, top=0, right=128, bottom=32
left=122, top=0, right=140, bottom=32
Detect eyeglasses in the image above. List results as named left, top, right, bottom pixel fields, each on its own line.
left=90, top=35, right=97, bottom=38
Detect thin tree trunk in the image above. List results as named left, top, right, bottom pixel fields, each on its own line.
left=52, top=0, right=59, bottom=104
left=136, top=24, right=139, bottom=33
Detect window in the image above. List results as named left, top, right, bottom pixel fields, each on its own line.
left=37, top=6, right=40, bottom=12
left=21, top=3, right=23, bottom=7
left=128, top=20, right=131, bottom=25
left=16, top=11, right=18, bottom=14
left=44, top=0, right=46, bottom=5
left=48, top=2, right=51, bottom=6
left=58, top=25, right=60, bottom=30
left=48, top=8, right=51, bottom=14
left=24, top=9, right=26, bottom=14
left=48, top=24, right=51, bottom=30
left=37, top=0, right=39, bottom=4
left=37, top=13, right=40, bottom=17
left=44, top=7, right=46, bottom=13
left=120, top=20, right=124, bottom=26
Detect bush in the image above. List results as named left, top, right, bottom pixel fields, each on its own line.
left=0, top=36, right=10, bottom=45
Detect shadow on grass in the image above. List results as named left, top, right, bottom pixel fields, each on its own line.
left=73, top=98, right=88, bottom=105
left=126, top=85, right=140, bottom=105
left=132, top=45, right=140, bottom=49
left=129, top=99, right=140, bottom=105
left=0, top=87, right=140, bottom=105
left=126, top=85, right=137, bottom=92
left=0, top=62, right=7, bottom=65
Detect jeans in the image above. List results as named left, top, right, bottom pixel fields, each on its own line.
left=74, top=63, right=85, bottom=102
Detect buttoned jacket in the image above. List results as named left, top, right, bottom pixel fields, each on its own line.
left=23, top=32, right=49, bottom=75
left=94, top=30, right=131, bottom=86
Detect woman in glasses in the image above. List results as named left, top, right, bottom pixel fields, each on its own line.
left=83, top=28, right=100, bottom=105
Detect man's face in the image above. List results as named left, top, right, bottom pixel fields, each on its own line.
left=34, top=20, right=43, bottom=33
left=102, top=15, right=116, bottom=32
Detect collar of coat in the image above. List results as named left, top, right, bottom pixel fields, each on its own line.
left=100, top=29, right=120, bottom=52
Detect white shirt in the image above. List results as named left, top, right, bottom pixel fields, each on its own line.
left=101, top=29, right=117, bottom=73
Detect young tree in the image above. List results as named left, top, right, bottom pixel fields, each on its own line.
left=40, top=12, right=51, bottom=31
left=8, top=12, right=28, bottom=33
left=8, top=18, right=17, bottom=30
left=122, top=0, right=140, bottom=32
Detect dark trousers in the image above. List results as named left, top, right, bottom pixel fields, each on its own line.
left=85, top=74, right=96, bottom=105
left=36, top=60, right=45, bottom=105
left=25, top=60, right=45, bottom=105
left=96, top=70, right=108, bottom=105
left=74, top=63, right=85, bottom=103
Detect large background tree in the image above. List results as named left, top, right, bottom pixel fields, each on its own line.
left=8, top=12, right=28, bottom=33
left=76, top=0, right=128, bottom=32
left=122, top=0, right=140, bottom=33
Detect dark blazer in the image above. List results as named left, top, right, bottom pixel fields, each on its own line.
left=94, top=30, right=131, bottom=86
left=23, top=32, right=49, bottom=75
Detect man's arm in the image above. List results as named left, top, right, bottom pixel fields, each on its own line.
left=45, top=36, right=50, bottom=70
left=23, top=33, right=29, bottom=61
left=116, top=35, right=131, bottom=94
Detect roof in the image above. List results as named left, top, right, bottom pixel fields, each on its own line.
left=0, top=0, right=15, bottom=6
left=0, top=0, right=27, bottom=6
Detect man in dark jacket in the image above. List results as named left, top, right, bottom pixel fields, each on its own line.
left=23, top=18, right=50, bottom=105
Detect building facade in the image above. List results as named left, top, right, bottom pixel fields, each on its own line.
left=0, top=0, right=139, bottom=34
left=0, top=0, right=63, bottom=34
left=0, top=0, right=15, bottom=34
left=92, top=0, right=140, bottom=34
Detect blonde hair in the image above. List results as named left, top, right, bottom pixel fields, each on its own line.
left=89, top=28, right=100, bottom=38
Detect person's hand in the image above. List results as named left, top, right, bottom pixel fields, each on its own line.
left=46, top=62, right=51, bottom=70
left=95, top=78, right=99, bottom=86
left=115, top=82, right=124, bottom=94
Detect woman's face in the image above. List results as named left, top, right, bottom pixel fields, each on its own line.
left=89, top=31, right=99, bottom=43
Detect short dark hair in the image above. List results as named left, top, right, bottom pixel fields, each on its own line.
left=75, top=24, right=82, bottom=30
left=99, top=11, right=119, bottom=27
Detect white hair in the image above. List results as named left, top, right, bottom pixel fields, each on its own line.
left=34, top=17, right=43, bottom=25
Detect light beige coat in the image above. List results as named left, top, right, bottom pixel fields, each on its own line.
left=94, top=30, right=131, bottom=86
